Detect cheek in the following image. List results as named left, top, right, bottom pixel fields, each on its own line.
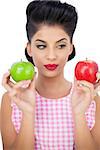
left=64, top=47, right=72, bottom=60
left=60, top=50, right=70, bottom=61
left=31, top=51, right=43, bottom=67
left=58, top=56, right=67, bottom=68
left=30, top=51, right=38, bottom=65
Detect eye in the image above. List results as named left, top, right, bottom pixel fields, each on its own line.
left=57, top=44, right=66, bottom=49
left=36, top=45, right=46, bottom=50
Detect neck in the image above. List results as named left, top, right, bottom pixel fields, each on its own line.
left=35, top=74, right=71, bottom=99
left=37, top=73, right=65, bottom=87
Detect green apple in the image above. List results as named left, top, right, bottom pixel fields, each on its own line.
left=10, top=61, right=35, bottom=82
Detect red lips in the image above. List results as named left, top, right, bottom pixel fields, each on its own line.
left=44, top=64, right=58, bottom=71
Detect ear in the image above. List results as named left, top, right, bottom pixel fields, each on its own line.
left=68, top=44, right=73, bottom=55
left=26, top=42, right=32, bottom=57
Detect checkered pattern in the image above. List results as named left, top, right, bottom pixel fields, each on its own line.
left=11, top=89, right=96, bottom=150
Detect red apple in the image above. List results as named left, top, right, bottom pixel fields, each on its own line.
left=74, top=59, right=99, bottom=83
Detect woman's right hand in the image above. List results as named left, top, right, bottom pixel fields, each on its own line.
left=2, top=71, right=36, bottom=114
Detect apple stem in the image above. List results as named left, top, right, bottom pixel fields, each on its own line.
left=96, top=72, right=100, bottom=82
left=21, top=59, right=22, bottom=62
left=86, top=57, right=88, bottom=61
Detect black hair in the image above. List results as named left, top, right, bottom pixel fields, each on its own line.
left=25, top=0, right=78, bottom=64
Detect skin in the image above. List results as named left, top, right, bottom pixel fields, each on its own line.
left=27, top=25, right=73, bottom=98
left=1, top=24, right=100, bottom=150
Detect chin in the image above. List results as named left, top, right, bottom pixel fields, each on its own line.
left=42, top=71, right=61, bottom=79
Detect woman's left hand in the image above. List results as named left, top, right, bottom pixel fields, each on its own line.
left=71, top=79, right=94, bottom=115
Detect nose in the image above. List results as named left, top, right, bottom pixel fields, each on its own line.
left=46, top=48, right=57, bottom=60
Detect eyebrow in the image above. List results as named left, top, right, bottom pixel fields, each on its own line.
left=35, top=38, right=68, bottom=43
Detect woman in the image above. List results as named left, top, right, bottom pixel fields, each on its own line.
left=1, top=0, right=100, bottom=149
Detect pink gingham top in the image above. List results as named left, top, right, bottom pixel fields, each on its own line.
left=11, top=86, right=96, bottom=150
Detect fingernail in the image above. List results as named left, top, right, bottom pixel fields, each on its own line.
left=22, top=80, right=31, bottom=88
left=22, top=84, right=28, bottom=88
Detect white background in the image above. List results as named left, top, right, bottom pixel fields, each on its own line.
left=0, top=0, right=100, bottom=149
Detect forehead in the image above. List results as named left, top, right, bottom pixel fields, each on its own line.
left=32, top=25, right=70, bottom=42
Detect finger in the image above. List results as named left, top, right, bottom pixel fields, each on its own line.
left=95, top=85, right=100, bottom=91
left=29, top=72, right=37, bottom=90
left=94, top=85, right=100, bottom=97
left=8, top=89, right=17, bottom=97
left=2, top=72, right=13, bottom=91
left=8, top=80, right=15, bottom=87
left=77, top=80, right=94, bottom=99
left=76, top=80, right=94, bottom=91
left=14, top=80, right=31, bottom=89
left=94, top=80, right=100, bottom=89
left=78, top=83, right=91, bottom=92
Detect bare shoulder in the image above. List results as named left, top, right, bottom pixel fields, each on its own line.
left=1, top=92, right=17, bottom=149
left=1, top=92, right=12, bottom=116
left=1, top=92, right=10, bottom=105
